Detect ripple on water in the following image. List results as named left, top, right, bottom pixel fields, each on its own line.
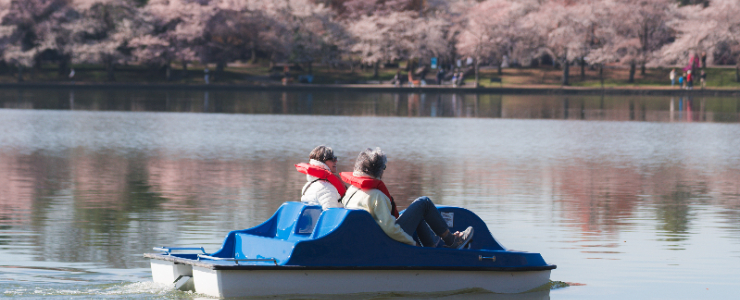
left=1, top=281, right=192, bottom=299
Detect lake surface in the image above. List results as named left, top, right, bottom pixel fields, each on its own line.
left=1, top=88, right=739, bottom=299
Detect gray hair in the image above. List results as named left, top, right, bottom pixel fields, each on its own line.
left=353, top=147, right=386, bottom=179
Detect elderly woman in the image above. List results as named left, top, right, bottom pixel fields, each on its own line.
left=341, top=147, right=473, bottom=248
left=295, top=145, right=346, bottom=210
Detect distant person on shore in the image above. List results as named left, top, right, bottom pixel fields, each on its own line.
left=687, top=70, right=693, bottom=90
left=669, top=69, right=676, bottom=87
left=69, top=68, right=75, bottom=84
left=393, top=70, right=402, bottom=87
left=341, top=147, right=473, bottom=248
left=296, top=145, right=345, bottom=210
left=451, top=71, right=458, bottom=87
left=282, top=65, right=291, bottom=86
left=679, top=72, right=685, bottom=89
left=700, top=70, right=707, bottom=89
left=204, top=68, right=210, bottom=84
left=436, top=68, right=444, bottom=85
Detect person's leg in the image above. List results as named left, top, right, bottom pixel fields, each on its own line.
left=397, top=196, right=474, bottom=248
left=414, top=221, right=440, bottom=247
left=397, top=197, right=451, bottom=236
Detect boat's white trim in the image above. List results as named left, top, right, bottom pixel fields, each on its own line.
left=191, top=266, right=551, bottom=298
left=151, top=259, right=192, bottom=285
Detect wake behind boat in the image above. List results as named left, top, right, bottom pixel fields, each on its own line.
left=145, top=202, right=556, bottom=298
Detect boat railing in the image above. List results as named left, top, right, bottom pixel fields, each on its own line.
left=153, top=247, right=206, bottom=255
left=197, top=254, right=278, bottom=266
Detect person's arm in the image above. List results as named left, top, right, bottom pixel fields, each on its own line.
left=368, top=191, right=415, bottom=245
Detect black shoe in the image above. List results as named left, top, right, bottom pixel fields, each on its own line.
left=444, top=226, right=474, bottom=249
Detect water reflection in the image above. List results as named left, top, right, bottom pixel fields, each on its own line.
left=1, top=109, right=739, bottom=270
left=1, top=93, right=740, bottom=299
left=2, top=88, right=739, bottom=122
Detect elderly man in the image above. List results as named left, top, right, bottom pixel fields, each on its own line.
left=341, top=147, right=473, bottom=248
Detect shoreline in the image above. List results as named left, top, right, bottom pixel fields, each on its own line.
left=1, top=82, right=739, bottom=96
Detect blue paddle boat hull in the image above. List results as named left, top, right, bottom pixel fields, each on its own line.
left=145, top=202, right=556, bottom=297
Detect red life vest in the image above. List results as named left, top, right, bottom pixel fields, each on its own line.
left=340, top=172, right=399, bottom=219
left=295, top=163, right=346, bottom=197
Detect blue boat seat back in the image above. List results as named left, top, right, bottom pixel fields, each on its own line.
left=285, top=206, right=322, bottom=243
left=208, top=202, right=322, bottom=259
left=276, top=202, right=306, bottom=239
left=310, top=208, right=351, bottom=239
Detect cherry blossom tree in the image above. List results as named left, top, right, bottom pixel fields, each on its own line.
left=348, top=11, right=416, bottom=77
left=588, top=0, right=676, bottom=83
left=278, top=0, right=344, bottom=74
left=341, top=0, right=419, bottom=19
left=524, top=0, right=600, bottom=85
left=405, top=1, right=457, bottom=72
left=661, top=0, right=740, bottom=81
left=130, top=0, right=205, bottom=80
left=457, top=0, right=539, bottom=85
left=65, top=0, right=144, bottom=81
left=0, top=0, right=74, bottom=81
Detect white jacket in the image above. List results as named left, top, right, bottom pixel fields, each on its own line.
left=341, top=183, right=415, bottom=246
left=301, top=159, right=344, bottom=210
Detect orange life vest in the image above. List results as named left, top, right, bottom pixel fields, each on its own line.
left=295, top=163, right=346, bottom=197
left=340, top=172, right=399, bottom=219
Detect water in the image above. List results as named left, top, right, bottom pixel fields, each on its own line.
left=1, top=88, right=739, bottom=299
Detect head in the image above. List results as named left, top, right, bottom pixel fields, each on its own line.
left=309, top=145, right=338, bottom=173
left=353, top=147, right=387, bottom=179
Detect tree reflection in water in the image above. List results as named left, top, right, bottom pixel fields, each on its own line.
left=0, top=91, right=738, bottom=285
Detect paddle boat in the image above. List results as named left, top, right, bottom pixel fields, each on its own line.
left=145, top=202, right=556, bottom=298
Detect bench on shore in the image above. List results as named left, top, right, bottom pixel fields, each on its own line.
left=490, top=77, right=502, bottom=87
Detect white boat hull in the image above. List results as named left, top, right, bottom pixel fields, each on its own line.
left=150, top=260, right=550, bottom=298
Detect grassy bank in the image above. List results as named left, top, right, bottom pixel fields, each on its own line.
left=1, top=62, right=739, bottom=89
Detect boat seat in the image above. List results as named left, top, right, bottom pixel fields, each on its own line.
left=274, top=202, right=322, bottom=241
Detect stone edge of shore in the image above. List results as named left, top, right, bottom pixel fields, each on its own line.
left=1, top=82, right=739, bottom=96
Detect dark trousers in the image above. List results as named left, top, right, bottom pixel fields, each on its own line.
left=396, top=197, right=449, bottom=247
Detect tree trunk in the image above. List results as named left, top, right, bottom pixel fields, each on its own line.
left=474, top=60, right=480, bottom=88
left=373, top=61, right=379, bottom=78
left=581, top=57, right=586, bottom=80
left=106, top=60, right=115, bottom=82
left=641, top=62, right=646, bottom=75
left=17, top=64, right=23, bottom=82
left=628, top=62, right=636, bottom=83
left=308, top=61, right=313, bottom=75
left=561, top=56, right=569, bottom=86
left=250, top=44, right=257, bottom=64
left=735, top=64, right=739, bottom=83
left=599, top=64, right=604, bottom=88
left=182, top=61, right=189, bottom=79
left=58, top=57, right=68, bottom=77
left=497, top=60, right=502, bottom=75
left=216, top=61, right=226, bottom=81
left=165, top=61, right=172, bottom=81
